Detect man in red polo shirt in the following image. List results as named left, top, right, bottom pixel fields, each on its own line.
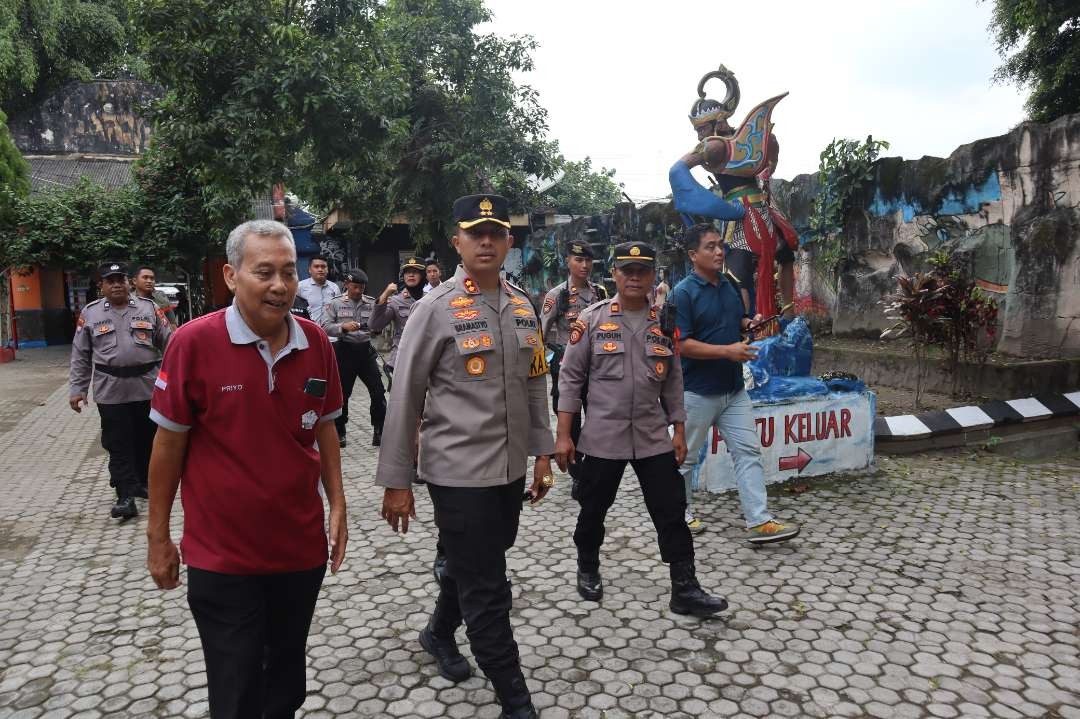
left=146, top=219, right=348, bottom=719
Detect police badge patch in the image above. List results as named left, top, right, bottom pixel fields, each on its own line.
left=568, top=319, right=587, bottom=345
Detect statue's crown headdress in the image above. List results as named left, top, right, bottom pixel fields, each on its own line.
left=689, top=65, right=741, bottom=128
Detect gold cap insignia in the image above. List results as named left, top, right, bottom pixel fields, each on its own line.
left=479, top=197, right=493, bottom=216
left=629, top=246, right=641, bottom=256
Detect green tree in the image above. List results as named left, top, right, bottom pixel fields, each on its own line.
left=132, top=0, right=408, bottom=235
left=988, top=0, right=1080, bottom=122
left=0, top=0, right=130, bottom=114
left=0, top=109, right=30, bottom=225
left=371, top=0, right=559, bottom=248
left=808, top=135, right=889, bottom=287
left=544, top=156, right=623, bottom=216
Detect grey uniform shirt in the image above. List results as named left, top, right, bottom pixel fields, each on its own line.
left=375, top=266, right=555, bottom=490
left=557, top=295, right=687, bottom=460
left=69, top=297, right=172, bottom=404
left=540, top=280, right=605, bottom=349
left=296, top=278, right=341, bottom=325
left=369, top=290, right=418, bottom=367
left=321, top=293, right=377, bottom=345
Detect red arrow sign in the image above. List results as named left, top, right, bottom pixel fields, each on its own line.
left=779, top=448, right=812, bottom=473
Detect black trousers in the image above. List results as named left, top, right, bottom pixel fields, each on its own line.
left=574, top=451, right=693, bottom=573
left=333, top=342, right=386, bottom=439
left=187, top=565, right=326, bottom=719
left=97, top=400, right=155, bottom=499
left=427, top=478, right=526, bottom=686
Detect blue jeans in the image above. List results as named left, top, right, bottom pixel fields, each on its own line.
left=679, top=390, right=772, bottom=528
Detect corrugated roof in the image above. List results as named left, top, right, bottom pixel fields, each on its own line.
left=26, top=155, right=134, bottom=194
left=27, top=156, right=278, bottom=224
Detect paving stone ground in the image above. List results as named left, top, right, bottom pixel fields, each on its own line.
left=1, top=348, right=1079, bottom=718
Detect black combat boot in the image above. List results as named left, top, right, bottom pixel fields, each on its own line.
left=419, top=625, right=472, bottom=682
left=669, top=560, right=728, bottom=617
left=576, top=567, right=602, bottom=602
left=492, top=670, right=537, bottom=719
left=111, top=496, right=137, bottom=520
left=372, top=429, right=382, bottom=446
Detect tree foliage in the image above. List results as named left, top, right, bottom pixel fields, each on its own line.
left=988, top=0, right=1080, bottom=123
left=0, top=109, right=30, bottom=225
left=132, top=0, right=559, bottom=248
left=808, top=135, right=889, bottom=287
left=544, top=157, right=623, bottom=216
left=0, top=0, right=131, bottom=114
left=0, top=143, right=219, bottom=271
left=133, top=0, right=407, bottom=232
left=370, top=0, right=558, bottom=245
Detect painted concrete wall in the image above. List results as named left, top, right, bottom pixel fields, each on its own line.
left=8, top=80, right=161, bottom=156
left=771, top=112, right=1080, bottom=359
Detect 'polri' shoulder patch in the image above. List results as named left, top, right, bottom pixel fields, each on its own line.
left=568, top=319, right=587, bottom=345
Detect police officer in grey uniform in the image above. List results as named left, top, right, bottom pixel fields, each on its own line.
left=554, top=241, right=727, bottom=617
left=370, top=256, right=426, bottom=387
left=541, top=235, right=607, bottom=487
left=69, top=262, right=172, bottom=520
left=321, top=268, right=386, bottom=448
left=376, top=195, right=554, bottom=719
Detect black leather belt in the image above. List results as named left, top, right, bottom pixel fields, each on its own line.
left=94, top=362, right=160, bottom=378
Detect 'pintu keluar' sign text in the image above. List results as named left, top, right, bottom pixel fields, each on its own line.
left=698, top=391, right=875, bottom=492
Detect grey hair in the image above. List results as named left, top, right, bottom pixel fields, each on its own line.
left=225, top=220, right=296, bottom=267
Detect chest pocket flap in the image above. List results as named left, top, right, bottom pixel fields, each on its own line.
left=455, top=332, right=495, bottom=355
left=592, top=338, right=625, bottom=380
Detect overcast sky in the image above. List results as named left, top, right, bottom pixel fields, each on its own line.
left=480, top=0, right=1027, bottom=203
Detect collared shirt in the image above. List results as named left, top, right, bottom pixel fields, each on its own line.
left=557, top=295, right=686, bottom=460
left=375, top=265, right=554, bottom=490
left=149, top=303, right=343, bottom=574
left=369, top=289, right=419, bottom=367
left=296, top=278, right=341, bottom=325
left=69, top=296, right=172, bottom=404
left=540, top=280, right=605, bottom=348
left=321, top=293, right=377, bottom=345
left=671, top=270, right=746, bottom=396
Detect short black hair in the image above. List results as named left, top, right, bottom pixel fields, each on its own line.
left=308, top=255, right=329, bottom=266
left=683, top=223, right=723, bottom=251
left=424, top=257, right=439, bottom=267
left=135, top=265, right=155, bottom=276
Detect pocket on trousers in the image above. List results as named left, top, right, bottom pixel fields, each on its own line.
left=433, top=506, right=466, bottom=533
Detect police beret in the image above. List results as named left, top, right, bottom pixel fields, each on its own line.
left=453, top=194, right=511, bottom=230
left=98, top=261, right=128, bottom=278
left=401, top=257, right=425, bottom=272
left=565, top=238, right=596, bottom=259
left=613, top=241, right=656, bottom=268
left=343, top=268, right=368, bottom=285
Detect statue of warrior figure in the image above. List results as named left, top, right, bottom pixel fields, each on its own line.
left=668, top=66, right=798, bottom=320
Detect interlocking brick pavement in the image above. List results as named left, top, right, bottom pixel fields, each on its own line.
left=1, top=354, right=1078, bottom=718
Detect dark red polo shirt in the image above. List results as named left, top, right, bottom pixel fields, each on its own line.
left=150, top=306, right=343, bottom=574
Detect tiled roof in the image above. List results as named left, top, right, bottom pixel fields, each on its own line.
left=26, top=155, right=133, bottom=194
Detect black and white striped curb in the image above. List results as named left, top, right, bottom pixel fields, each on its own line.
left=874, top=391, right=1080, bottom=439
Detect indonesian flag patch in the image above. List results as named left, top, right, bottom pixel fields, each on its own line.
left=154, top=370, right=168, bottom=391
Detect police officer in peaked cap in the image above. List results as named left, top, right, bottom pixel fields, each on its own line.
left=69, top=261, right=172, bottom=520
left=321, top=268, right=386, bottom=448
left=540, top=231, right=608, bottom=492
left=376, top=194, right=555, bottom=719
left=554, top=241, right=728, bottom=617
